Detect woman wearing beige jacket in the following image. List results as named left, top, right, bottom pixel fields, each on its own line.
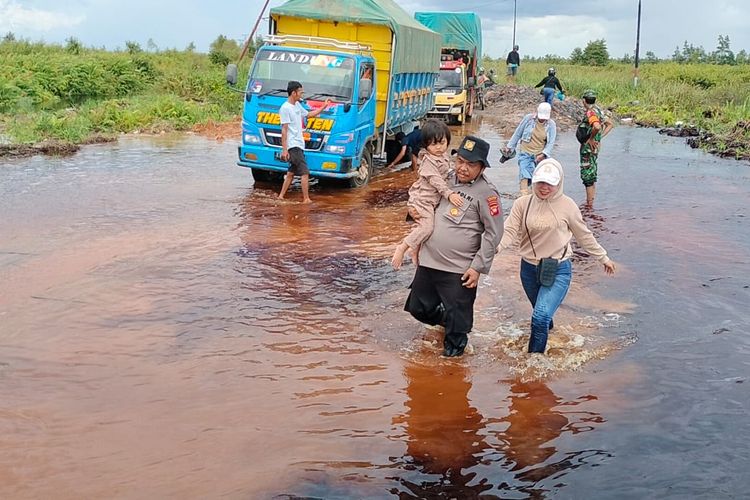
left=497, top=158, right=616, bottom=353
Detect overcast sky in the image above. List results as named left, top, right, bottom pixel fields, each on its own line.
left=2, top=0, right=749, bottom=59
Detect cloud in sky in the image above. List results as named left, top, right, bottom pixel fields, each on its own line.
left=248, top=0, right=750, bottom=59
left=4, top=0, right=749, bottom=59
left=0, top=0, right=85, bottom=33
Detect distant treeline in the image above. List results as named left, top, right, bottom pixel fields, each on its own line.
left=484, top=36, right=749, bottom=67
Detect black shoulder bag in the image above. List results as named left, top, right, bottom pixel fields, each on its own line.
left=524, top=198, right=567, bottom=287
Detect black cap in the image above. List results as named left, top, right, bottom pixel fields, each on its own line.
left=451, top=135, right=491, bottom=168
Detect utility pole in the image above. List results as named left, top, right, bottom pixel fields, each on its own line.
left=634, top=0, right=642, bottom=87
left=512, top=0, right=517, bottom=48
left=238, top=0, right=271, bottom=63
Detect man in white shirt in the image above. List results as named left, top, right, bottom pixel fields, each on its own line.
left=278, top=80, right=330, bottom=203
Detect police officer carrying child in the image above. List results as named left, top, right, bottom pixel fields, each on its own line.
left=403, top=135, right=504, bottom=357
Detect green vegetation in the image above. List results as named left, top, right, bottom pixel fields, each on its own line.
left=0, top=35, right=253, bottom=145
left=483, top=35, right=750, bottom=158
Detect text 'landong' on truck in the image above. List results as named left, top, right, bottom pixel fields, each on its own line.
left=226, top=0, right=442, bottom=188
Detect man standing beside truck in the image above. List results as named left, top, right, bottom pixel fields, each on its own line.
left=278, top=81, right=330, bottom=203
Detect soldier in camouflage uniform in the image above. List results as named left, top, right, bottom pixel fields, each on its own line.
left=579, top=90, right=613, bottom=208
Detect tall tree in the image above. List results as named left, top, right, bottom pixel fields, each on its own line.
left=713, top=35, right=735, bottom=65
left=581, top=39, right=609, bottom=66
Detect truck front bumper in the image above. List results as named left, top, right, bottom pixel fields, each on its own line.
left=237, top=145, right=359, bottom=179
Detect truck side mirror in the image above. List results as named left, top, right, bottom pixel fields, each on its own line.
left=358, top=78, right=372, bottom=101
left=226, top=64, right=238, bottom=86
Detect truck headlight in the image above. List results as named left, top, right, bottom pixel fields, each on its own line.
left=325, top=145, right=346, bottom=154
left=244, top=134, right=261, bottom=144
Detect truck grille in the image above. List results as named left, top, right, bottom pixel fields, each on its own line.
left=262, top=130, right=324, bottom=151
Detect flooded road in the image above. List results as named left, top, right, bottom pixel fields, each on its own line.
left=1, top=120, right=749, bottom=498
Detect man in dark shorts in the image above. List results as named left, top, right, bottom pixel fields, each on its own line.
left=387, top=126, right=423, bottom=173
left=278, top=80, right=330, bottom=203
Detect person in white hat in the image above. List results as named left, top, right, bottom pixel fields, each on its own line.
left=496, top=158, right=617, bottom=354
left=503, top=102, right=556, bottom=196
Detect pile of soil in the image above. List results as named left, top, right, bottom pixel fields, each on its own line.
left=480, top=84, right=588, bottom=138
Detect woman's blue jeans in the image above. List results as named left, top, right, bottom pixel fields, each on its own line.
left=519, top=259, right=572, bottom=353
left=518, top=152, right=537, bottom=181
left=542, top=87, right=555, bottom=104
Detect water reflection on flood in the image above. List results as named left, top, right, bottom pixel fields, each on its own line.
left=1, top=121, right=749, bottom=498
left=390, top=363, right=610, bottom=499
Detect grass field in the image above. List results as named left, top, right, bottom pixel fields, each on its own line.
left=2, top=40, right=749, bottom=158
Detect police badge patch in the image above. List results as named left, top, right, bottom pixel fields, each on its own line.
left=487, top=195, right=500, bottom=216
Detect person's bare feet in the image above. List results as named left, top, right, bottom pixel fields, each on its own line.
left=277, top=195, right=285, bottom=200
left=391, top=242, right=408, bottom=270
left=302, top=198, right=312, bottom=204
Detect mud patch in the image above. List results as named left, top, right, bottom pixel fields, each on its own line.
left=365, top=186, right=409, bottom=207
left=0, top=135, right=114, bottom=159
left=686, top=120, right=750, bottom=161
left=193, top=118, right=242, bottom=143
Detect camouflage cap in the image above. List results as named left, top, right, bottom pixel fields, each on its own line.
left=582, top=89, right=597, bottom=99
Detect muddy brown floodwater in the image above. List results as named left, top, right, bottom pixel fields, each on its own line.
left=1, top=116, right=749, bottom=499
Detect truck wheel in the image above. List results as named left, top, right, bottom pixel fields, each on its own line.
left=348, top=147, right=372, bottom=188
left=251, top=168, right=282, bottom=183
left=251, top=168, right=272, bottom=182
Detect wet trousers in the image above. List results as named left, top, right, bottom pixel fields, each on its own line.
left=518, top=152, right=537, bottom=181
left=404, top=265, right=477, bottom=356
left=520, top=259, right=572, bottom=353
left=579, top=143, right=599, bottom=186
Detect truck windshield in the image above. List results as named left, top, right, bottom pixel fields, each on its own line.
left=249, top=49, right=355, bottom=101
left=435, top=68, right=463, bottom=90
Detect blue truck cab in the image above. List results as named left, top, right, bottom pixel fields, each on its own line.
left=238, top=39, right=378, bottom=187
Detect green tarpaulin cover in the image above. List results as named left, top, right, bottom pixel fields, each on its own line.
left=414, top=12, right=482, bottom=60
left=270, top=0, right=442, bottom=74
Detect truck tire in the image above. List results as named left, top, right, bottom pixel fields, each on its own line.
left=251, top=168, right=282, bottom=183
left=348, top=146, right=373, bottom=188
